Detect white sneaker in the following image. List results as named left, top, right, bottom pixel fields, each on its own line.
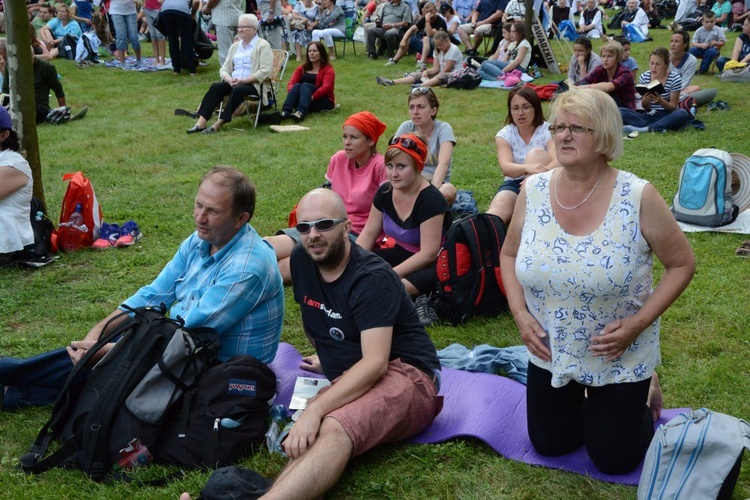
left=384, top=58, right=396, bottom=66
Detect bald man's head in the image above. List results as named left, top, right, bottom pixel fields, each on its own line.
left=296, top=189, right=351, bottom=272
left=297, top=188, right=348, bottom=222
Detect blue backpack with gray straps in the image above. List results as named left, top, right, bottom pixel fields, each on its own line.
left=672, top=148, right=739, bottom=227
left=637, top=408, right=750, bottom=500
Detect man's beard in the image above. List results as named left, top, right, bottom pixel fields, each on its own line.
left=308, top=232, right=347, bottom=270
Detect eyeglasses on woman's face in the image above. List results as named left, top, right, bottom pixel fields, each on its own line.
left=511, top=104, right=533, bottom=113
left=548, top=124, right=594, bottom=136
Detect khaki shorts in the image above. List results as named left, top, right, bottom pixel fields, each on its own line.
left=459, top=23, right=494, bottom=37
left=324, top=359, right=443, bottom=457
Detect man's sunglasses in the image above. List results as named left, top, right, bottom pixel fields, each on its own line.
left=388, top=135, right=421, bottom=152
left=296, top=218, right=347, bottom=234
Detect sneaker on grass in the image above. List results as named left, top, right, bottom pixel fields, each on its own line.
left=376, top=76, right=394, bottom=86
left=114, top=220, right=143, bottom=247
left=92, top=222, right=121, bottom=249
left=414, top=294, right=438, bottom=327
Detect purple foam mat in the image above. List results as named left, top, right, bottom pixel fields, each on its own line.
left=269, top=343, right=687, bottom=486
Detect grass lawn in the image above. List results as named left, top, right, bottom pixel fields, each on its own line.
left=1, top=17, right=749, bottom=499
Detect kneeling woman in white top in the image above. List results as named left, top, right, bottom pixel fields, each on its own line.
left=501, top=88, right=695, bottom=474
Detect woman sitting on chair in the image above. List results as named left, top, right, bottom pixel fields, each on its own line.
left=311, top=0, right=345, bottom=61
left=186, top=14, right=273, bottom=134
left=281, top=41, right=336, bottom=122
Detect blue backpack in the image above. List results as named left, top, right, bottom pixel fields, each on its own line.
left=672, top=148, right=739, bottom=227
left=637, top=408, right=750, bottom=500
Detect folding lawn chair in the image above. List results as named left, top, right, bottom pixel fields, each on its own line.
left=333, top=7, right=359, bottom=58
left=244, top=49, right=290, bottom=128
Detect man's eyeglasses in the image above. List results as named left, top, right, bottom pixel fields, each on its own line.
left=548, top=124, right=594, bottom=136
left=388, top=135, right=420, bottom=152
left=410, top=86, right=431, bottom=95
left=511, top=104, right=533, bottom=113
left=296, top=218, right=347, bottom=234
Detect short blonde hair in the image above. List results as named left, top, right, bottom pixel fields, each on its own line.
left=549, top=88, right=623, bottom=162
left=600, top=40, right=623, bottom=64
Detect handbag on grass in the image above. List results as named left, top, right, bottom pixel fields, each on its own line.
left=637, top=408, right=750, bottom=500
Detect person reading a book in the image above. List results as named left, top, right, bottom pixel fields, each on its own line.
left=578, top=40, right=637, bottom=110
left=619, top=47, right=690, bottom=133
left=257, top=188, right=443, bottom=499
left=500, top=87, right=695, bottom=474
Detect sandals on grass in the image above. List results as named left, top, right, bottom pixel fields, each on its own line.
left=735, top=240, right=750, bottom=257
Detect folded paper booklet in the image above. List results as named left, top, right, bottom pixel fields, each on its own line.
left=269, top=124, right=311, bottom=133
left=636, top=81, right=664, bottom=96
left=289, top=377, right=331, bottom=410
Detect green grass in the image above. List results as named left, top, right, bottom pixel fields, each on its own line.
left=1, top=21, right=749, bottom=499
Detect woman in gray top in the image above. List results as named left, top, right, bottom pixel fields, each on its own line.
left=311, top=0, right=345, bottom=60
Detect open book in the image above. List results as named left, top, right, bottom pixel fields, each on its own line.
left=636, top=80, right=664, bottom=96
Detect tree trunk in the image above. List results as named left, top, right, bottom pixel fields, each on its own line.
left=525, top=0, right=534, bottom=44
left=5, top=0, right=46, bottom=209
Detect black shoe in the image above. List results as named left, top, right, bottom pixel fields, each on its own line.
left=368, top=52, right=378, bottom=60
left=175, top=108, right=201, bottom=119
left=291, top=112, right=304, bottom=123
left=280, top=111, right=290, bottom=120
left=414, top=294, right=439, bottom=327
left=70, top=106, right=88, bottom=122
left=186, top=125, right=205, bottom=134
left=464, top=49, right=478, bottom=56
left=202, top=127, right=217, bottom=134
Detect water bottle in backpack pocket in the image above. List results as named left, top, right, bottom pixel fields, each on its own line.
left=155, top=355, right=277, bottom=469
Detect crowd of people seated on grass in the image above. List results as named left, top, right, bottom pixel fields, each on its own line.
left=8, top=2, right=750, bottom=498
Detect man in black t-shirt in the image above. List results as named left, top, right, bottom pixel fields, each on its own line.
left=262, top=188, right=443, bottom=500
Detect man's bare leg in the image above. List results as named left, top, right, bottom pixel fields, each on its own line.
left=262, top=418, right=353, bottom=500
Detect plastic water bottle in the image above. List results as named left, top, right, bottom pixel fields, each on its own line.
left=35, top=211, right=44, bottom=222
left=265, top=404, right=291, bottom=455
left=532, top=64, right=541, bottom=78
left=68, top=203, right=85, bottom=227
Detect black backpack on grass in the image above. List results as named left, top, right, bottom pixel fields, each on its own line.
left=156, top=355, right=276, bottom=469
left=435, top=213, right=508, bottom=325
left=20, top=305, right=220, bottom=481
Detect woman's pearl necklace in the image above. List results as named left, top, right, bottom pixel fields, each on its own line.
left=554, top=168, right=608, bottom=211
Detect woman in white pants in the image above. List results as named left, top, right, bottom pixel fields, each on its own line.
left=311, top=0, right=345, bottom=59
